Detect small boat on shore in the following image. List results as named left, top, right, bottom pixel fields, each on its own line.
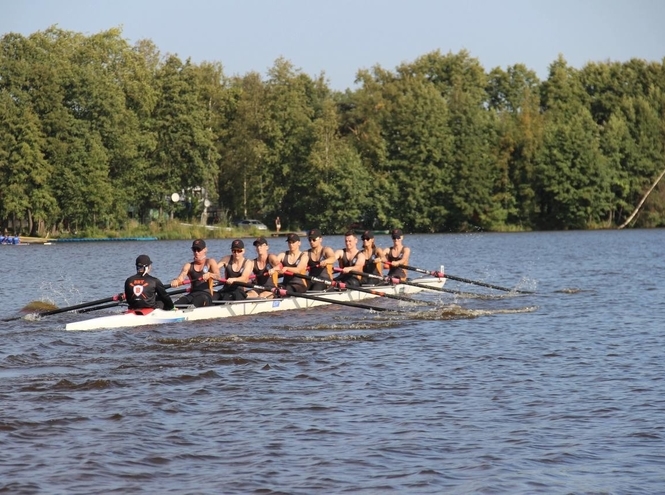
left=65, top=276, right=445, bottom=331
left=1, top=236, right=24, bottom=245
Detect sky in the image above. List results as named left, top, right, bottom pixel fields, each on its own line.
left=2, top=0, right=664, bottom=91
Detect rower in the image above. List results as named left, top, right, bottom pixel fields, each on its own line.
left=171, top=239, right=220, bottom=307
left=275, top=233, right=308, bottom=294
left=333, top=230, right=366, bottom=288
left=245, top=236, right=281, bottom=299
left=124, top=254, right=174, bottom=310
left=383, top=229, right=411, bottom=281
left=359, top=230, right=387, bottom=286
left=216, top=239, right=253, bottom=301
left=305, top=228, right=336, bottom=291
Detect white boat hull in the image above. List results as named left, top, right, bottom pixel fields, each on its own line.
left=65, top=277, right=445, bottom=331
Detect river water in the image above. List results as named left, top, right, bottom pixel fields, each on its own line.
left=1, top=230, right=663, bottom=494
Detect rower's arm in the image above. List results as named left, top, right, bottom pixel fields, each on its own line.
left=274, top=253, right=286, bottom=275
left=217, top=255, right=231, bottom=269
left=295, top=253, right=309, bottom=273
left=376, top=246, right=387, bottom=263
left=171, top=263, right=191, bottom=287
left=400, top=247, right=411, bottom=267
left=319, top=247, right=337, bottom=267
left=206, top=258, right=221, bottom=281
left=352, top=253, right=366, bottom=272
left=157, top=283, right=175, bottom=310
left=268, top=253, right=281, bottom=267
left=235, top=260, right=253, bottom=283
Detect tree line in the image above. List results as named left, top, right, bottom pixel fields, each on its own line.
left=1, top=27, right=664, bottom=235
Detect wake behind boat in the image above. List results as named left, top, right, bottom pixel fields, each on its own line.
left=65, top=276, right=445, bottom=331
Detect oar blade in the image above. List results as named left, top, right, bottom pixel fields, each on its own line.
left=21, top=300, right=59, bottom=312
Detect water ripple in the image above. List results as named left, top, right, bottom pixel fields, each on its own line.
left=2, top=231, right=665, bottom=493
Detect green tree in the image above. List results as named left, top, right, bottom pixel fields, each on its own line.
left=487, top=64, right=543, bottom=228
left=339, top=67, right=394, bottom=228
left=218, top=72, right=271, bottom=221
left=50, top=120, right=115, bottom=230
left=409, top=50, right=500, bottom=230
left=375, top=71, right=453, bottom=231
left=536, top=58, right=612, bottom=228
left=149, top=55, right=220, bottom=222
left=261, top=58, right=318, bottom=228
left=191, top=60, right=231, bottom=217
left=0, top=91, right=57, bottom=234
left=297, top=98, right=372, bottom=232
left=610, top=94, right=664, bottom=226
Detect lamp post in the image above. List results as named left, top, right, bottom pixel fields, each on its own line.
left=170, top=192, right=180, bottom=220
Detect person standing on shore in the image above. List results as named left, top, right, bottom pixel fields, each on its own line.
left=275, top=216, right=281, bottom=233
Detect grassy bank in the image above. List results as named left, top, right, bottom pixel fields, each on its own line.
left=24, top=220, right=277, bottom=242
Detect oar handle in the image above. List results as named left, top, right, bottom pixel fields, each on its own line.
left=284, top=270, right=347, bottom=289
left=388, top=262, right=444, bottom=278
left=334, top=267, right=402, bottom=285
left=276, top=288, right=387, bottom=311
left=291, top=269, right=425, bottom=303
left=368, top=266, right=479, bottom=296
left=77, top=301, right=123, bottom=314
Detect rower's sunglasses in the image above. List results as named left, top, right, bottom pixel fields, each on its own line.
left=308, top=237, right=319, bottom=241
left=192, top=247, right=203, bottom=252
left=232, top=249, right=243, bottom=253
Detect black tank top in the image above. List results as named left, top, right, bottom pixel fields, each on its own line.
left=386, top=248, right=406, bottom=279
left=307, top=248, right=331, bottom=280
left=282, top=251, right=306, bottom=287
left=340, top=250, right=360, bottom=268
left=363, top=246, right=382, bottom=276
left=224, top=260, right=246, bottom=279
left=253, top=258, right=275, bottom=288
left=188, top=261, right=210, bottom=292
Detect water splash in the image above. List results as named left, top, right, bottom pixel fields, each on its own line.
left=409, top=304, right=539, bottom=320
left=556, top=287, right=583, bottom=294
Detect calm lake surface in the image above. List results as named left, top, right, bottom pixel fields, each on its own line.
left=1, top=230, right=664, bottom=494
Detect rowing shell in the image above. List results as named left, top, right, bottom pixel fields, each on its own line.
left=65, top=276, right=445, bottom=331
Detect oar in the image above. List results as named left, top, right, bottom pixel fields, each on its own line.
left=77, top=302, right=123, bottom=314
left=2, top=294, right=126, bottom=322
left=235, top=280, right=388, bottom=312
left=289, top=270, right=430, bottom=304
left=389, top=262, right=534, bottom=294
left=6, top=280, right=195, bottom=322
left=76, top=285, right=194, bottom=314
left=334, top=267, right=475, bottom=296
